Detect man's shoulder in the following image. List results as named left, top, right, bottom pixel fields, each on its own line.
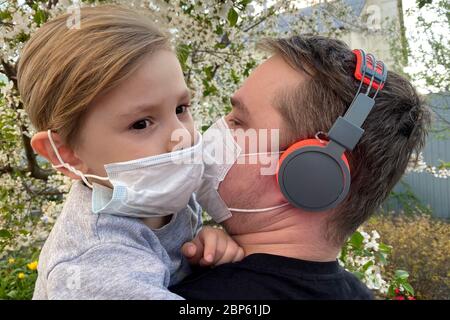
left=170, top=253, right=374, bottom=300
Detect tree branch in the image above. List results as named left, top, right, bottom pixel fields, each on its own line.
left=1, top=59, right=17, bottom=88
left=0, top=165, right=13, bottom=175
left=0, top=21, right=14, bottom=27
left=243, top=15, right=269, bottom=33
left=1, top=58, right=53, bottom=181
left=46, top=0, right=59, bottom=10
left=22, top=180, right=64, bottom=197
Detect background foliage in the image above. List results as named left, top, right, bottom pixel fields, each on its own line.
left=0, top=0, right=448, bottom=299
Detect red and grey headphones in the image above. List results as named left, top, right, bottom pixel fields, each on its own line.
left=276, top=49, right=388, bottom=211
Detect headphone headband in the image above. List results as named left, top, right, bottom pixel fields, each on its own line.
left=327, top=50, right=388, bottom=152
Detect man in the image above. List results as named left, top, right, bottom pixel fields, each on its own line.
left=170, top=35, right=430, bottom=299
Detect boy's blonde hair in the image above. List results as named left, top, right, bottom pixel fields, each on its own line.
left=18, top=5, right=171, bottom=147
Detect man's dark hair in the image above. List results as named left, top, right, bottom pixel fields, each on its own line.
left=260, top=35, right=431, bottom=244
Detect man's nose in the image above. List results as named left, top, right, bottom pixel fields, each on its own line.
left=166, top=119, right=192, bottom=153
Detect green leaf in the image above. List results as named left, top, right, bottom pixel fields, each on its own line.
left=239, top=0, right=253, bottom=8
left=201, top=124, right=211, bottom=133
left=377, top=252, right=388, bottom=265
left=6, top=290, right=17, bottom=299
left=352, top=271, right=364, bottom=280
left=202, top=82, right=218, bottom=97
left=402, top=282, right=415, bottom=296
left=228, top=8, right=238, bottom=27
left=395, top=270, right=409, bottom=280
left=0, top=10, right=12, bottom=21
left=243, top=60, right=257, bottom=77
left=416, top=0, right=433, bottom=9
left=203, top=66, right=215, bottom=81
left=19, top=229, right=30, bottom=236
left=176, top=44, right=191, bottom=70
left=33, top=7, right=48, bottom=26
left=0, top=229, right=12, bottom=238
left=214, top=25, right=224, bottom=36
left=387, top=285, right=396, bottom=298
left=362, top=260, right=374, bottom=272
left=215, top=42, right=228, bottom=49
left=231, top=69, right=240, bottom=84
left=378, top=243, right=392, bottom=254
left=349, top=231, right=364, bottom=249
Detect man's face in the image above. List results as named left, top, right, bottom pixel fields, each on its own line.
left=218, top=54, right=305, bottom=216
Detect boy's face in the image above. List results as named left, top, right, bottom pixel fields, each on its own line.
left=75, top=50, right=195, bottom=186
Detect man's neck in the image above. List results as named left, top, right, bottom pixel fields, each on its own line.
left=225, top=208, right=341, bottom=262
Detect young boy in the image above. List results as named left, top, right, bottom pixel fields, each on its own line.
left=18, top=5, right=243, bottom=299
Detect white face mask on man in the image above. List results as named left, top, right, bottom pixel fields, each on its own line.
left=47, top=130, right=205, bottom=218
left=197, top=117, right=289, bottom=223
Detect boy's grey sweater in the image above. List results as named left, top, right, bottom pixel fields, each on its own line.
left=33, top=181, right=202, bottom=300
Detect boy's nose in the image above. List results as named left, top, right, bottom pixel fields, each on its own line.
left=167, top=122, right=193, bottom=153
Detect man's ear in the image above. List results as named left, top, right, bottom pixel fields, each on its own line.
left=31, top=131, right=88, bottom=180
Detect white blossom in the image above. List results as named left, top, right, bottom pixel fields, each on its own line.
left=407, top=152, right=450, bottom=179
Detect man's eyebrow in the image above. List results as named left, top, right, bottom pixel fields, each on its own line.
left=230, top=96, right=249, bottom=115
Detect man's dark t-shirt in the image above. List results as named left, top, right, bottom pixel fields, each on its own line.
left=170, top=253, right=374, bottom=300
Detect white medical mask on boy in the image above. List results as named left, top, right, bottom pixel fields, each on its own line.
left=197, top=117, right=289, bottom=223
left=47, top=130, right=204, bottom=218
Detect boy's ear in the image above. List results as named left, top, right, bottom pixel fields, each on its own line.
left=31, top=131, right=87, bottom=180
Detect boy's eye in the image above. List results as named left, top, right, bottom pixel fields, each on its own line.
left=131, top=119, right=151, bottom=130
left=176, top=105, right=190, bottom=115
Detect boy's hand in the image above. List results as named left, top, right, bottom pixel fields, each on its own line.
left=182, top=226, right=245, bottom=267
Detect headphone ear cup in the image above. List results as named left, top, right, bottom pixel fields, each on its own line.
left=277, top=139, right=350, bottom=211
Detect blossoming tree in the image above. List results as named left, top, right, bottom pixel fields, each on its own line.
left=0, top=0, right=438, bottom=298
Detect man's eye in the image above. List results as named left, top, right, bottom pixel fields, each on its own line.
left=176, top=105, right=190, bottom=115
left=130, top=119, right=151, bottom=130
left=228, top=118, right=242, bottom=128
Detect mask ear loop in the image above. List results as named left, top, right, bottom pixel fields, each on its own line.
left=47, top=130, right=109, bottom=189
left=238, top=151, right=283, bottom=157
left=228, top=202, right=290, bottom=213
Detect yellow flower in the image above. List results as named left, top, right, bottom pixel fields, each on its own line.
left=18, top=272, right=25, bottom=280
left=8, top=258, right=15, bottom=264
left=27, top=260, right=38, bottom=271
